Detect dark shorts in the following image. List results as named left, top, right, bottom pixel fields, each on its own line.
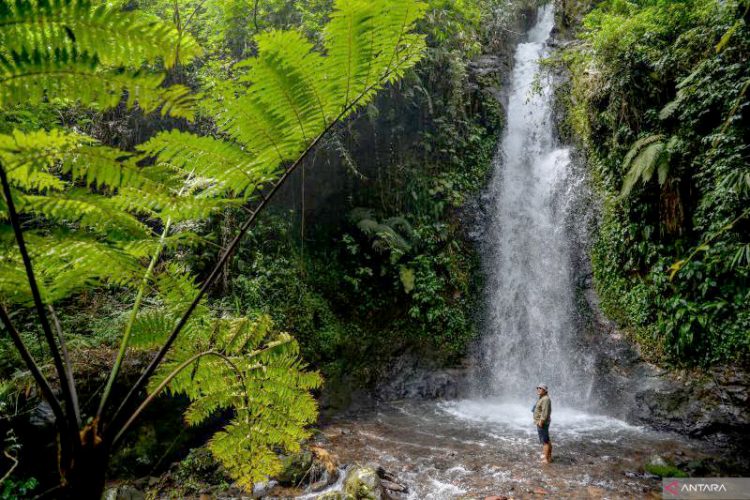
left=537, top=423, right=551, bottom=444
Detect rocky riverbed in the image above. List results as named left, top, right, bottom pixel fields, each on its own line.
left=309, top=399, right=744, bottom=499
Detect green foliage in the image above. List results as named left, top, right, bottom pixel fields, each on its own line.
left=0, top=0, right=200, bottom=117
left=619, top=134, right=671, bottom=198
left=127, top=271, right=322, bottom=488
left=0, top=476, right=38, bottom=499
left=565, top=0, right=750, bottom=364
left=0, top=0, right=427, bottom=490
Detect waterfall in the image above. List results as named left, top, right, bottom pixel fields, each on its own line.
left=477, top=4, right=591, bottom=405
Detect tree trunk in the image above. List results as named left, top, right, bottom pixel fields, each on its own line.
left=60, top=424, right=109, bottom=500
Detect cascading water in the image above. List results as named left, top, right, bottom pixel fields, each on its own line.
left=477, top=3, right=590, bottom=405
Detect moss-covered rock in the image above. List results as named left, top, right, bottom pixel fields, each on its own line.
left=645, top=455, right=688, bottom=478
left=343, top=466, right=383, bottom=500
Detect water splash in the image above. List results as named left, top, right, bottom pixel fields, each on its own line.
left=476, top=3, right=591, bottom=405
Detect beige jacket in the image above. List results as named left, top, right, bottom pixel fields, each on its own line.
left=533, top=394, right=551, bottom=426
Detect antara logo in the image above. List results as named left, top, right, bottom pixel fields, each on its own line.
left=664, top=480, right=729, bottom=496
left=681, top=483, right=728, bottom=493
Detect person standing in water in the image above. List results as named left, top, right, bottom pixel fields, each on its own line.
left=533, top=384, right=552, bottom=463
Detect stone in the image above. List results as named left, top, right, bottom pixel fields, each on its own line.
left=115, top=485, right=145, bottom=500
left=648, top=455, right=668, bottom=468
left=310, top=479, right=330, bottom=492
left=380, top=479, right=407, bottom=493
left=317, top=492, right=344, bottom=500
left=344, top=466, right=384, bottom=500
left=251, top=480, right=278, bottom=497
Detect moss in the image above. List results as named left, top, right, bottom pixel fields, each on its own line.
left=645, top=463, right=688, bottom=478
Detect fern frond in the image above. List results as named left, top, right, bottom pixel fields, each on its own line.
left=0, top=231, right=141, bottom=304
left=323, top=0, right=427, bottom=108
left=0, top=0, right=201, bottom=68
left=111, top=187, right=236, bottom=222
left=620, top=134, right=668, bottom=198
left=0, top=48, right=196, bottom=117
left=20, top=190, right=152, bottom=237
left=138, top=130, right=266, bottom=198
left=0, top=129, right=162, bottom=192
left=142, top=305, right=322, bottom=489
left=196, top=0, right=426, bottom=202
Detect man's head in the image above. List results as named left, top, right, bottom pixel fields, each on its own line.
left=536, top=384, right=548, bottom=395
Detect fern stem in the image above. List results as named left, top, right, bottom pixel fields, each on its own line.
left=111, top=350, right=244, bottom=446
left=0, top=305, right=65, bottom=428
left=47, top=305, right=80, bottom=425
left=0, top=163, right=81, bottom=438
left=97, top=219, right=172, bottom=421
left=108, top=56, right=414, bottom=443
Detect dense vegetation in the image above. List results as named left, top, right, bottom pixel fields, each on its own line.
left=562, top=0, right=750, bottom=365
left=0, top=0, right=427, bottom=496
left=0, top=0, right=543, bottom=495
left=220, top=0, right=539, bottom=388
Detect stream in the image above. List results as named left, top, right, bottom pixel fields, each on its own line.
left=313, top=4, right=720, bottom=499
left=321, top=400, right=715, bottom=499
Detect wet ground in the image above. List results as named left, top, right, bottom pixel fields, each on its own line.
left=320, top=399, right=719, bottom=499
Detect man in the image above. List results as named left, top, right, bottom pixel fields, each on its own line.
left=533, top=384, right=552, bottom=464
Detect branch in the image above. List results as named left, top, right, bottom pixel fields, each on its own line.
left=0, top=164, right=81, bottom=441
left=107, top=56, right=414, bottom=440
left=0, top=450, right=18, bottom=484
left=0, top=305, right=65, bottom=424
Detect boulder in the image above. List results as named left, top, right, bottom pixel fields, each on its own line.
left=344, top=466, right=384, bottom=500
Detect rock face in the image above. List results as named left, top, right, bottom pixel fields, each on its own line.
left=374, top=352, right=470, bottom=401
left=548, top=12, right=750, bottom=457
left=580, top=273, right=750, bottom=451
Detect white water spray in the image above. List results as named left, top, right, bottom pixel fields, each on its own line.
left=476, top=4, right=591, bottom=405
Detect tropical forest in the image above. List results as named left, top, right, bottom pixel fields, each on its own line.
left=0, top=0, right=748, bottom=498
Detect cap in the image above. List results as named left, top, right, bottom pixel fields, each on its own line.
left=537, top=384, right=548, bottom=391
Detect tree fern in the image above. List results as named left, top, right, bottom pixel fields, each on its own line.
left=350, top=207, right=414, bottom=256
left=147, top=0, right=427, bottom=198
left=0, top=0, right=426, bottom=494
left=124, top=271, right=322, bottom=488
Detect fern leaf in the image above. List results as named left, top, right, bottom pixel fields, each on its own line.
left=199, top=0, right=426, bottom=203
left=0, top=231, right=141, bottom=304
left=0, top=48, right=195, bottom=117
left=138, top=130, right=265, bottom=198
left=0, top=0, right=201, bottom=68
left=620, top=134, right=667, bottom=198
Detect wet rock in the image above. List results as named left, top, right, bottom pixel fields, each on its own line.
left=105, top=485, right=145, bottom=500
left=309, top=479, right=330, bottom=492
left=586, top=486, right=606, bottom=498
left=648, top=455, right=667, bottom=468
left=318, top=492, right=347, bottom=500
left=344, top=466, right=383, bottom=499
left=580, top=268, right=750, bottom=454
left=380, top=480, right=407, bottom=493
left=252, top=480, right=278, bottom=497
